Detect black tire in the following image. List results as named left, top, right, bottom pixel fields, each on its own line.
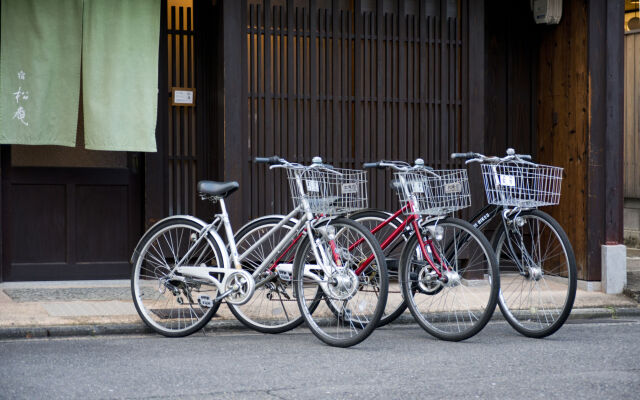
left=293, top=217, right=389, bottom=347
left=492, top=209, right=577, bottom=338
left=349, top=209, right=410, bottom=326
left=131, top=218, right=222, bottom=337
left=400, top=217, right=499, bottom=341
left=227, top=216, right=307, bottom=333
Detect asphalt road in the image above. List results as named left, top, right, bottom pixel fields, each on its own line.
left=1, top=318, right=639, bottom=399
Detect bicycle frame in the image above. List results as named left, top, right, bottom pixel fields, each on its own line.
left=351, top=202, right=451, bottom=278
left=172, top=170, right=351, bottom=298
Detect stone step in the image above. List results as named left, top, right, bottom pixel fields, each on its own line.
left=628, top=257, right=640, bottom=273
left=624, top=271, right=640, bottom=303
left=628, top=247, right=640, bottom=258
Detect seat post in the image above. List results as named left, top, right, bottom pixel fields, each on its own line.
left=218, top=199, right=241, bottom=269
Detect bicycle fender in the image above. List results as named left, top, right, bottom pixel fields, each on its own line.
left=130, top=215, right=230, bottom=272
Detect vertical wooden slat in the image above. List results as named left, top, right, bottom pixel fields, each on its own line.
left=332, top=0, right=340, bottom=166
left=310, top=0, right=318, bottom=161
left=264, top=0, right=273, bottom=214
left=376, top=0, right=384, bottom=208
left=287, top=0, right=295, bottom=161
left=169, top=6, right=176, bottom=214
left=354, top=0, right=363, bottom=170
left=399, top=0, right=407, bottom=167
left=256, top=3, right=264, bottom=216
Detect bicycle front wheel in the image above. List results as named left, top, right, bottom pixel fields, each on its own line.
left=493, top=209, right=577, bottom=338
left=293, top=217, right=388, bottom=347
left=227, top=216, right=306, bottom=333
left=400, top=217, right=499, bottom=341
left=131, top=218, right=223, bottom=337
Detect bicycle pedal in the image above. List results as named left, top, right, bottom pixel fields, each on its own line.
left=198, top=295, right=213, bottom=308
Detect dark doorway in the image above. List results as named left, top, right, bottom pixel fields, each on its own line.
left=0, top=143, right=142, bottom=281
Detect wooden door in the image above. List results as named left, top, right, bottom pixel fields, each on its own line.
left=1, top=146, right=142, bottom=281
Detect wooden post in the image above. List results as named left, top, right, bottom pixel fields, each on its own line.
left=604, top=0, right=624, bottom=244
left=221, top=0, right=249, bottom=227
left=467, top=0, right=484, bottom=214
left=587, top=0, right=625, bottom=280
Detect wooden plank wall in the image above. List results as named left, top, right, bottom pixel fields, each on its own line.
left=244, top=0, right=465, bottom=219
left=536, top=0, right=589, bottom=279
left=625, top=32, right=640, bottom=199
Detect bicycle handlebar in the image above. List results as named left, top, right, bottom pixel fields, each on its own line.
left=362, top=162, right=385, bottom=170
left=254, top=155, right=339, bottom=172
left=254, top=156, right=283, bottom=165
left=363, top=160, right=434, bottom=173
left=450, top=148, right=534, bottom=165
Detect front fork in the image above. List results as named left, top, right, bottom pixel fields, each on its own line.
left=500, top=208, right=538, bottom=278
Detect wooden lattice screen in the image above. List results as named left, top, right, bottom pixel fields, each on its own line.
left=245, top=0, right=464, bottom=217
left=167, top=1, right=198, bottom=215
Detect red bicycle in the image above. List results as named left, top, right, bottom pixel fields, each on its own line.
left=354, top=159, right=499, bottom=340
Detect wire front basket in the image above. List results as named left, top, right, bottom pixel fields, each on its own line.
left=480, top=162, right=563, bottom=208
left=286, top=166, right=368, bottom=215
left=394, top=169, right=471, bottom=216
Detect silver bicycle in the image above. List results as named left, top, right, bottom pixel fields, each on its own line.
left=130, top=156, right=388, bottom=347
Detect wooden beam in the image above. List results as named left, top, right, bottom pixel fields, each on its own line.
left=604, top=0, right=624, bottom=244
left=587, top=0, right=625, bottom=279
left=221, top=0, right=248, bottom=227
left=467, top=0, right=484, bottom=214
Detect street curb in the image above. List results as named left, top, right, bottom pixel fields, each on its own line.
left=1, top=306, right=639, bottom=340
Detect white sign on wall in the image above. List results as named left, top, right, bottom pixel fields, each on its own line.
left=171, top=87, right=195, bottom=106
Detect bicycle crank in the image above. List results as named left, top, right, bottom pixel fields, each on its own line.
left=221, top=270, right=255, bottom=305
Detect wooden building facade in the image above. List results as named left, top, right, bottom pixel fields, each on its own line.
left=0, top=0, right=626, bottom=283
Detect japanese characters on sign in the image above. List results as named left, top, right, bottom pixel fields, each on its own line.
left=11, top=70, right=29, bottom=126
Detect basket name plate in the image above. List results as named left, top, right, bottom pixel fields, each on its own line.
left=497, top=174, right=516, bottom=187
left=306, top=180, right=320, bottom=192
left=444, top=182, right=462, bottom=194
left=411, top=182, right=424, bottom=193
left=341, top=183, right=358, bottom=194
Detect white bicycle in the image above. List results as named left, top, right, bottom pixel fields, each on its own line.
left=130, top=156, right=388, bottom=347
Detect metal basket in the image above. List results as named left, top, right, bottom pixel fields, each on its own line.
left=480, top=162, right=563, bottom=208
left=394, top=169, right=471, bottom=216
left=285, top=166, right=368, bottom=215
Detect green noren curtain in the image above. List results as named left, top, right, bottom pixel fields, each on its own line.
left=0, top=0, right=83, bottom=146
left=82, top=0, right=160, bottom=152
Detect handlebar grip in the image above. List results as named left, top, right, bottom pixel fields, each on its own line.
left=519, top=154, right=532, bottom=160
left=254, top=156, right=282, bottom=164
left=451, top=152, right=476, bottom=159
left=362, top=162, right=380, bottom=169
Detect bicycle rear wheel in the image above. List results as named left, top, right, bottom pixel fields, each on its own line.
left=293, top=217, right=388, bottom=347
left=492, top=209, right=577, bottom=338
left=400, top=217, right=499, bottom=341
left=131, top=218, right=222, bottom=337
left=350, top=209, right=410, bottom=326
left=227, top=216, right=306, bottom=333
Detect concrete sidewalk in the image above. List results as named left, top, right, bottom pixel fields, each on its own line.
left=1, top=279, right=639, bottom=339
